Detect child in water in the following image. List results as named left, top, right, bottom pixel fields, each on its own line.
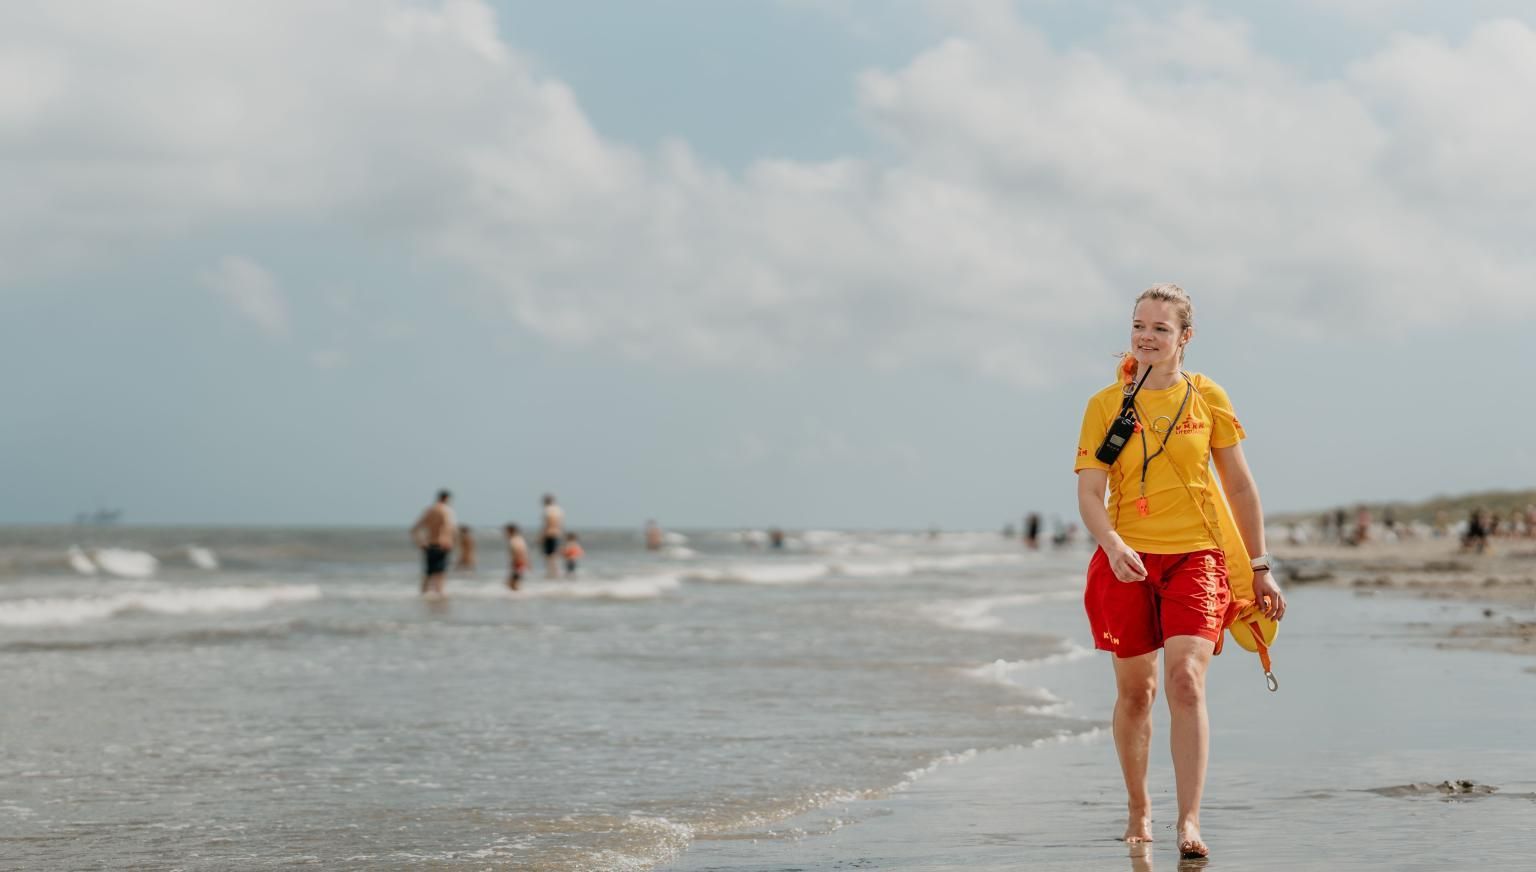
left=505, top=524, right=529, bottom=590
left=562, top=533, right=584, bottom=576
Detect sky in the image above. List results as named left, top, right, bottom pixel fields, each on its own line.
left=3, top=0, right=1534, bottom=529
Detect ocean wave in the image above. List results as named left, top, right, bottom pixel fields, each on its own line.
left=923, top=590, right=1080, bottom=632
left=520, top=574, right=682, bottom=601
left=185, top=546, right=220, bottom=570
left=963, top=646, right=1097, bottom=688
left=684, top=563, right=831, bottom=585
left=828, top=552, right=1027, bottom=580
left=92, top=548, right=159, bottom=579
left=0, top=584, right=322, bottom=628
left=328, top=574, right=686, bottom=603
left=66, top=546, right=97, bottom=576
left=0, top=618, right=387, bottom=652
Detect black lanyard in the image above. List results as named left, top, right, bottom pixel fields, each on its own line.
left=1134, top=376, right=1193, bottom=499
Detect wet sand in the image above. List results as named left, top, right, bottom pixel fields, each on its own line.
left=1277, top=537, right=1536, bottom=657
left=665, top=551, right=1536, bottom=871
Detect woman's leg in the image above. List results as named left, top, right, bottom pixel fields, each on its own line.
left=1163, top=634, right=1216, bottom=857
left=1111, top=650, right=1159, bottom=842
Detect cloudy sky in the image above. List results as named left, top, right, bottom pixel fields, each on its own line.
left=3, top=0, right=1533, bottom=529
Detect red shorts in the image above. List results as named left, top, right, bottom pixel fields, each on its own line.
left=1084, top=547, right=1231, bottom=658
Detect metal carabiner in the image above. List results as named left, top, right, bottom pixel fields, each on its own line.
left=1264, top=671, right=1279, bottom=693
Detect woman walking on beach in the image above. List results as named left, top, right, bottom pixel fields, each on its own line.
left=1073, top=283, right=1285, bottom=859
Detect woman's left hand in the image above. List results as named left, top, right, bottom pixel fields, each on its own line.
left=1252, top=569, right=1286, bottom=621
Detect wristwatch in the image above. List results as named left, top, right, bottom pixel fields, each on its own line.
left=1249, top=552, right=1272, bottom=573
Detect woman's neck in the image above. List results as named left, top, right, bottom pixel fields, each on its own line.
left=1137, top=363, right=1183, bottom=391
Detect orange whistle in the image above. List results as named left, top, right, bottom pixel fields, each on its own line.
left=1136, top=497, right=1149, bottom=517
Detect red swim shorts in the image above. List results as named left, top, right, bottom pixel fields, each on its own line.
left=1084, top=547, right=1231, bottom=658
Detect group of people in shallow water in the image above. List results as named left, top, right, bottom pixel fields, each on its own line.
left=1002, top=512, right=1081, bottom=549
left=409, top=491, right=586, bottom=595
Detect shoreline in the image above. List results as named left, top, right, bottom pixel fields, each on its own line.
left=1276, top=537, right=1536, bottom=657
left=665, top=546, right=1536, bottom=871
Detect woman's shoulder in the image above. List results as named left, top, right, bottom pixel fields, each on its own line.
left=1186, top=372, right=1236, bottom=407
left=1087, top=381, right=1125, bottom=404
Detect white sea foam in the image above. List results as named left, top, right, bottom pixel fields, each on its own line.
left=685, top=563, right=830, bottom=585
left=585, top=815, right=696, bottom=872
left=660, top=531, right=689, bottom=546
left=893, top=748, right=980, bottom=792
left=422, top=574, right=685, bottom=602
left=924, top=590, right=1080, bottom=632
left=662, top=546, right=698, bottom=559
left=964, top=645, right=1096, bottom=689
left=66, top=546, right=97, bottom=576
left=961, top=662, right=1074, bottom=714
left=0, top=585, right=322, bottom=628
left=915, top=552, right=1027, bottom=571
left=523, top=574, right=682, bottom=601
left=186, top=546, right=220, bottom=570
left=829, top=551, right=1025, bottom=580
left=1028, top=726, right=1110, bottom=748
left=830, top=559, right=918, bottom=578
left=92, top=548, right=159, bottom=579
left=736, top=529, right=769, bottom=547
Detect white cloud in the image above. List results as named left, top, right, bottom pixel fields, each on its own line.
left=4, top=1, right=1536, bottom=385
left=203, top=255, right=289, bottom=339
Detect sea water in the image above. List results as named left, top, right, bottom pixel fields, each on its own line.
left=0, top=526, right=1097, bottom=870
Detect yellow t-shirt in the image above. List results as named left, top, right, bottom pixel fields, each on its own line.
left=1074, top=372, right=1246, bottom=554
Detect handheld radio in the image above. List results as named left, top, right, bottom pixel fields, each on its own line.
left=1094, top=365, right=1152, bottom=465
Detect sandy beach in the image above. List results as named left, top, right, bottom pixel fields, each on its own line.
left=1278, top=538, right=1536, bottom=659
left=665, top=539, right=1536, bottom=871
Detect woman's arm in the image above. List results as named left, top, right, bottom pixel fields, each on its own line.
left=1077, top=469, right=1147, bottom=582
left=1211, top=443, right=1286, bottom=620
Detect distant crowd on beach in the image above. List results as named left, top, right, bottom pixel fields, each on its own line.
left=1281, top=504, right=1536, bottom=554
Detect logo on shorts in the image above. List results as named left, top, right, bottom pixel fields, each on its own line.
left=1101, top=630, right=1121, bottom=647
left=1200, top=554, right=1221, bottom=616
left=1077, top=447, right=1089, bottom=457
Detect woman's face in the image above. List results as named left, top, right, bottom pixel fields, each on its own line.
left=1130, top=299, right=1190, bottom=370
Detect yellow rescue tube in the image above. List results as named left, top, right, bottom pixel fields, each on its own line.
left=1208, top=474, right=1278, bottom=654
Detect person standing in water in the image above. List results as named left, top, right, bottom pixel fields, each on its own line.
left=1074, top=284, right=1285, bottom=860
left=456, top=525, right=477, bottom=571
left=505, top=524, right=529, bottom=590
left=645, top=519, right=664, bottom=551
left=562, top=532, right=584, bottom=575
left=540, top=494, right=565, bottom=579
left=410, top=489, right=457, bottom=596
left=1025, top=512, right=1042, bottom=550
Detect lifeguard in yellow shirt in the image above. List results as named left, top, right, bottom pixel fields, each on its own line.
left=1074, top=283, right=1286, bottom=861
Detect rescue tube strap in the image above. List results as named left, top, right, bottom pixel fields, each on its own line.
left=1247, top=619, right=1277, bottom=692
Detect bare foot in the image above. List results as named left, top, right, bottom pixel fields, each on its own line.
left=1177, top=824, right=1208, bottom=859
left=1123, top=811, right=1153, bottom=843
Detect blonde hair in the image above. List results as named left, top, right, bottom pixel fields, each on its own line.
left=1118, top=283, right=1195, bottom=382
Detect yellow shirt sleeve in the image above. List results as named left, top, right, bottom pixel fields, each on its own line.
left=1199, top=378, right=1247, bottom=449
left=1074, top=392, right=1113, bottom=473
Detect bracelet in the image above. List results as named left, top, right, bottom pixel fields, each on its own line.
left=1249, top=552, right=1271, bottom=570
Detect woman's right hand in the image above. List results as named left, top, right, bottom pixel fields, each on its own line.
left=1107, top=543, right=1148, bottom=583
